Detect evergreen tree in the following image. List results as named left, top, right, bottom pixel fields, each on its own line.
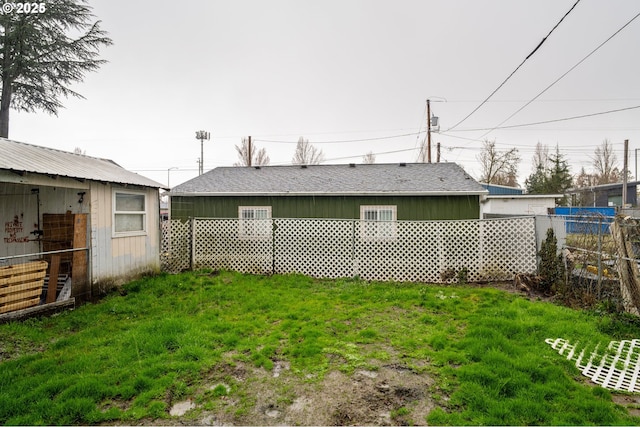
left=525, top=164, right=548, bottom=194
left=524, top=145, right=572, bottom=204
left=547, top=148, right=573, bottom=199
left=0, top=0, right=112, bottom=137
left=538, top=228, right=565, bottom=295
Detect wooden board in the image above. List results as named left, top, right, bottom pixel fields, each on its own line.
left=0, top=287, right=42, bottom=305
left=46, top=255, right=61, bottom=304
left=0, top=261, right=48, bottom=279
left=40, top=213, right=89, bottom=299
left=42, top=213, right=74, bottom=272
left=0, top=261, right=48, bottom=314
left=0, top=271, right=49, bottom=287
left=71, top=214, right=88, bottom=298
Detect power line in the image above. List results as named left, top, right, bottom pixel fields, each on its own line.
left=268, top=147, right=421, bottom=166
left=476, top=9, right=640, bottom=141
left=448, top=105, right=640, bottom=132
left=445, top=0, right=582, bottom=132
left=438, top=98, right=640, bottom=103
left=254, top=131, right=424, bottom=144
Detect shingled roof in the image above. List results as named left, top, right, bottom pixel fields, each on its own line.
left=171, top=162, right=486, bottom=196
left=0, top=138, right=166, bottom=189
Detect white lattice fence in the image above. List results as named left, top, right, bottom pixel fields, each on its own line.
left=161, top=217, right=537, bottom=282
left=479, top=217, right=537, bottom=281
left=354, top=220, right=483, bottom=282
left=192, top=218, right=272, bottom=274
left=161, top=220, right=191, bottom=272
left=274, top=219, right=354, bottom=278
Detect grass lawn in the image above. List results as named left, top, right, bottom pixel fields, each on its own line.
left=0, top=270, right=639, bottom=425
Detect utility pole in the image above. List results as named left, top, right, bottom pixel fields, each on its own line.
left=623, top=139, right=629, bottom=207
left=426, top=99, right=431, bottom=163
left=248, top=135, right=252, bottom=167
left=195, top=130, right=210, bottom=175
left=418, top=97, right=443, bottom=163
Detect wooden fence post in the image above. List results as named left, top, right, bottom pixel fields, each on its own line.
left=611, top=216, right=640, bottom=315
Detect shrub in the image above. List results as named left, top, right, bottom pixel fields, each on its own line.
left=538, top=228, right=565, bottom=295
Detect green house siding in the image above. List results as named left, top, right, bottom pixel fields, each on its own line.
left=170, top=195, right=480, bottom=221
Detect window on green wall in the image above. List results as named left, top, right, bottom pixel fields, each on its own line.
left=238, top=206, right=272, bottom=238
left=360, top=205, right=397, bottom=240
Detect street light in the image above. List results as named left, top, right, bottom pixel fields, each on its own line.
left=195, top=130, right=211, bottom=175
left=167, top=167, right=178, bottom=188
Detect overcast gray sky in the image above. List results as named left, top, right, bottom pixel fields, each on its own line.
left=8, top=0, right=640, bottom=187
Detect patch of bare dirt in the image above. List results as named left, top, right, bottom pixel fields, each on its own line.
left=279, top=365, right=434, bottom=426
left=612, top=394, right=640, bottom=418
left=472, top=279, right=556, bottom=303
left=152, top=357, right=437, bottom=426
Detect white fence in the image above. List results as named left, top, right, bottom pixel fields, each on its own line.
left=161, top=217, right=538, bottom=283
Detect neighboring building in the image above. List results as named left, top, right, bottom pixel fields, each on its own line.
left=568, top=181, right=639, bottom=207
left=160, top=195, right=169, bottom=221
left=481, top=194, right=560, bottom=218
left=170, top=163, right=487, bottom=221
left=481, top=183, right=525, bottom=196
left=0, top=138, right=167, bottom=301
left=479, top=183, right=558, bottom=218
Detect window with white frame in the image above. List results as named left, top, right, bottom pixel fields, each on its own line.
left=360, top=205, right=397, bottom=239
left=113, top=190, right=147, bottom=236
left=238, top=206, right=272, bottom=238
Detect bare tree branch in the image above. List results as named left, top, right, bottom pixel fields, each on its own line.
left=591, top=139, right=621, bottom=185
left=477, top=139, right=520, bottom=186
left=362, top=151, right=376, bottom=164
left=292, top=137, right=324, bottom=165
left=234, top=138, right=270, bottom=167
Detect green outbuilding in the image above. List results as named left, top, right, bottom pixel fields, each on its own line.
left=169, top=162, right=487, bottom=222
left=170, top=162, right=486, bottom=221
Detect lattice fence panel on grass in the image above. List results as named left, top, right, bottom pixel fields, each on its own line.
left=479, top=217, right=537, bottom=280
left=160, top=220, right=191, bottom=273
left=438, top=219, right=483, bottom=282
left=354, top=220, right=441, bottom=282
left=273, top=218, right=354, bottom=278
left=354, top=218, right=535, bottom=283
left=193, top=219, right=273, bottom=274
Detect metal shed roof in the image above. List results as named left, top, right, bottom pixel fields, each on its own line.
left=0, top=138, right=166, bottom=189
left=171, top=162, right=487, bottom=196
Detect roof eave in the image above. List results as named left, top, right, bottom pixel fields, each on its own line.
left=487, top=194, right=563, bottom=199
left=169, top=190, right=488, bottom=197
left=1, top=167, right=168, bottom=190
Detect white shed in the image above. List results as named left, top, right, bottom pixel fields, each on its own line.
left=481, top=194, right=560, bottom=218
left=0, top=138, right=166, bottom=306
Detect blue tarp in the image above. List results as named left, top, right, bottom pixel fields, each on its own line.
left=554, top=207, right=615, bottom=234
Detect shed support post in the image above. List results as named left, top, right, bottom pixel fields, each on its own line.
left=190, top=217, right=196, bottom=271
left=271, top=218, right=276, bottom=275
left=351, top=219, right=357, bottom=278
